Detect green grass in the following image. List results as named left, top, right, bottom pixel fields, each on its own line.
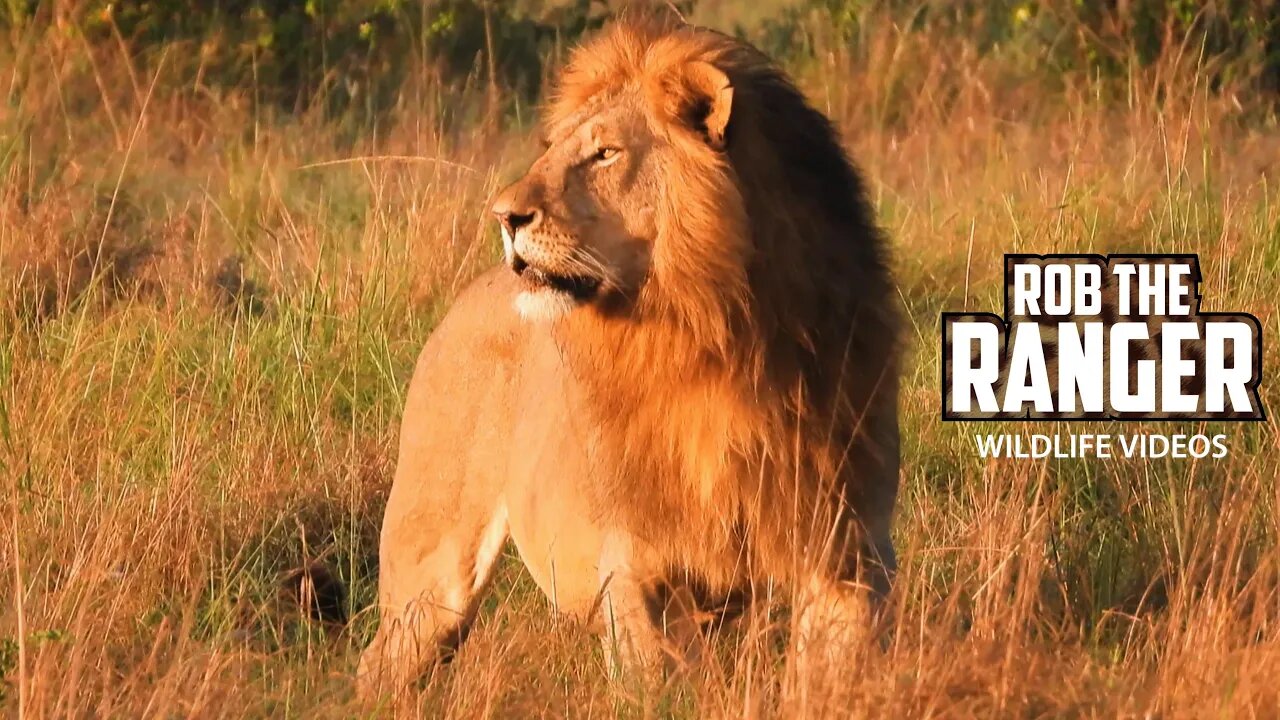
left=3, top=4, right=1280, bottom=717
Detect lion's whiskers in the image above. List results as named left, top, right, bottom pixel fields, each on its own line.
left=567, top=248, right=631, bottom=299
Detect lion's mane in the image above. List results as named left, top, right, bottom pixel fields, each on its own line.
left=547, top=19, right=902, bottom=587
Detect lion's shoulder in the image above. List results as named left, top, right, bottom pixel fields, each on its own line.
left=412, top=266, right=528, bottom=373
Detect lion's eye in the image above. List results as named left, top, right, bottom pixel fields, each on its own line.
left=593, top=147, right=621, bottom=163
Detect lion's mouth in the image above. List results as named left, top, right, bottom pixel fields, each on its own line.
left=511, top=254, right=602, bottom=301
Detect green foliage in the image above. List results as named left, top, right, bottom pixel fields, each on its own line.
left=0, top=637, right=13, bottom=705
left=789, top=0, right=1280, bottom=91
left=0, top=631, right=71, bottom=705
left=6, top=1, right=1273, bottom=123
left=3, top=0, right=613, bottom=120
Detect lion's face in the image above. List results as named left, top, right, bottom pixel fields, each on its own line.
left=491, top=59, right=736, bottom=322
left=491, top=96, right=663, bottom=321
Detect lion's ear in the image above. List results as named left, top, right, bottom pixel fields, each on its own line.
left=678, top=61, right=734, bottom=150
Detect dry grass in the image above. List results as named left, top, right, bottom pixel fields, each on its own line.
left=2, top=6, right=1279, bottom=718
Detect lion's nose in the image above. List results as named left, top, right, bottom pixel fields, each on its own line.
left=491, top=197, right=542, bottom=236
left=500, top=210, right=539, bottom=235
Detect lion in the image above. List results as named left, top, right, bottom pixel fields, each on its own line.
left=357, top=17, right=901, bottom=698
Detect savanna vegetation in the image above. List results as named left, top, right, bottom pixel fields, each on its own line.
left=2, top=0, right=1279, bottom=716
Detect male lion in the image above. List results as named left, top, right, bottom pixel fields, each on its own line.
left=358, top=18, right=901, bottom=697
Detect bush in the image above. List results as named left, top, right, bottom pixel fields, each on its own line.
left=794, top=0, right=1280, bottom=92
left=2, top=0, right=614, bottom=120
left=4, top=0, right=1273, bottom=122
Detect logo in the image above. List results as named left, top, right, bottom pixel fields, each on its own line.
left=942, top=254, right=1264, bottom=422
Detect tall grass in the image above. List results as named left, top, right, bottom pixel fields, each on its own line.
left=2, top=3, right=1278, bottom=717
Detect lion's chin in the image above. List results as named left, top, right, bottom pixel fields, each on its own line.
left=514, top=288, right=578, bottom=321
left=509, top=255, right=603, bottom=321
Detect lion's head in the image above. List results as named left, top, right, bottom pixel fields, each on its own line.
left=491, top=21, right=755, bottom=333
left=492, top=19, right=895, bottom=376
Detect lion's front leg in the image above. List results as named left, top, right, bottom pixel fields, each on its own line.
left=357, top=487, right=509, bottom=705
left=596, top=532, right=710, bottom=683
left=788, top=535, right=896, bottom=706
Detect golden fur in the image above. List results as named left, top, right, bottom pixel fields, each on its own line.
left=358, top=17, right=901, bottom=699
